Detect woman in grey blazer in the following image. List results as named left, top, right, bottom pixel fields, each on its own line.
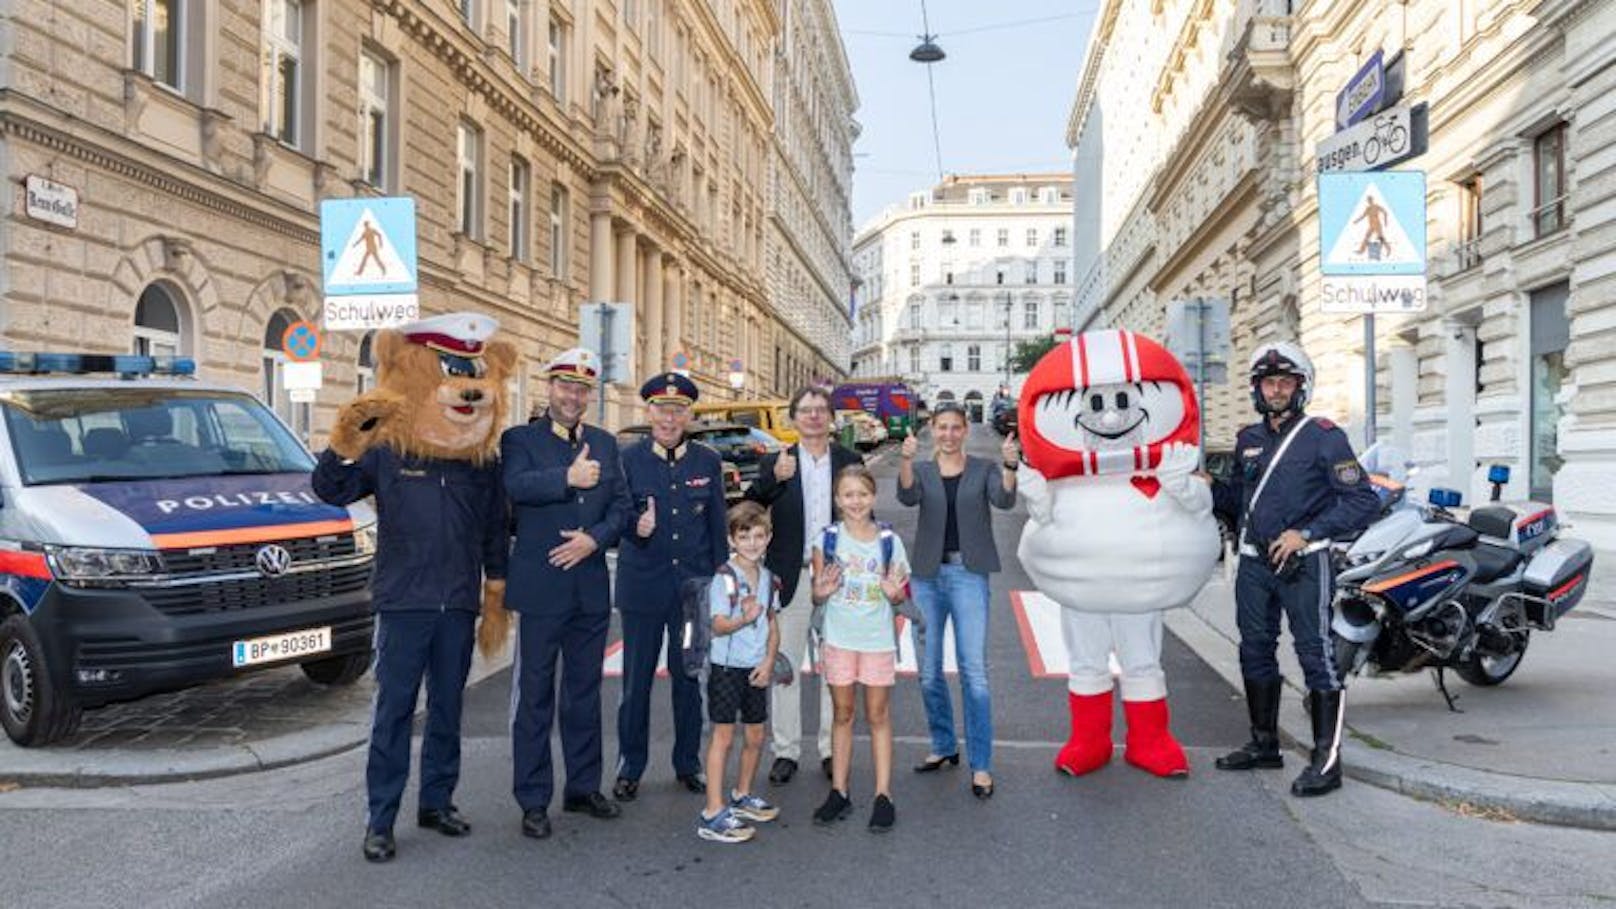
left=895, top=402, right=1018, bottom=798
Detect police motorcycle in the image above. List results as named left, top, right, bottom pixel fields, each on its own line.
left=1328, top=455, right=1594, bottom=707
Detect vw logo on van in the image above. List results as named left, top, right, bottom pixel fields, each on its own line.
left=254, top=544, right=292, bottom=578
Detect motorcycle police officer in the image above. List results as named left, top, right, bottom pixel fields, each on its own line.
left=1211, top=341, right=1380, bottom=796
left=503, top=348, right=633, bottom=838
left=612, top=372, right=729, bottom=801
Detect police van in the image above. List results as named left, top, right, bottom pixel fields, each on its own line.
left=0, top=353, right=376, bottom=746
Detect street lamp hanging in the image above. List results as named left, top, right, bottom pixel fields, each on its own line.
left=909, top=36, right=946, bottom=63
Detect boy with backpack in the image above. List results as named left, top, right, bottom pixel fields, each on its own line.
left=697, top=501, right=783, bottom=843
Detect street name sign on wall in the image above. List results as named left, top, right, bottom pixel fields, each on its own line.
left=1317, top=103, right=1429, bottom=173
left=320, top=197, right=419, bottom=329
left=1318, top=171, right=1427, bottom=313
left=23, top=175, right=79, bottom=229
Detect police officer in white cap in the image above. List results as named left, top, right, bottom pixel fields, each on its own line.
left=502, top=347, right=632, bottom=838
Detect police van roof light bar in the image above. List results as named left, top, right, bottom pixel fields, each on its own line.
left=0, top=352, right=197, bottom=377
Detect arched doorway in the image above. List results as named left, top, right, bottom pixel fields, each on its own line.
left=964, top=390, right=985, bottom=423
left=263, top=308, right=311, bottom=442
left=133, top=283, right=184, bottom=357
left=356, top=331, right=377, bottom=394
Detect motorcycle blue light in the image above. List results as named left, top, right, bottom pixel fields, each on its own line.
left=1428, top=488, right=1463, bottom=508
left=1487, top=465, right=1510, bottom=485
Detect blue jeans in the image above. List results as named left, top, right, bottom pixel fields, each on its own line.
left=911, top=564, right=994, bottom=772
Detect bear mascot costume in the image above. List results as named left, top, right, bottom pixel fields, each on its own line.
left=1015, top=329, right=1220, bottom=778
left=311, top=312, right=515, bottom=862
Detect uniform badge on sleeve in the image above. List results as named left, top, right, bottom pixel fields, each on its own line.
left=1333, top=460, right=1365, bottom=485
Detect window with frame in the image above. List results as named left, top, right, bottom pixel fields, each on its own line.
left=261, top=0, right=304, bottom=146
left=1026, top=228, right=1038, bottom=247
left=1054, top=226, right=1068, bottom=247
left=132, top=0, right=186, bottom=91
left=911, top=231, right=920, bottom=250
left=1054, top=260, right=1067, bottom=285
left=1023, top=299, right=1040, bottom=330
left=506, top=0, right=526, bottom=69
left=1010, top=188, right=1027, bottom=205
left=910, top=263, right=921, bottom=287
left=547, top=16, right=567, bottom=101
left=356, top=332, right=377, bottom=394
left=997, top=228, right=1009, bottom=248
left=1533, top=123, right=1568, bottom=238
left=508, top=156, right=530, bottom=261
left=939, top=344, right=954, bottom=373
left=1456, top=175, right=1483, bottom=271
left=457, top=122, right=484, bottom=239
left=549, top=182, right=569, bottom=278
left=907, top=301, right=921, bottom=329
left=1024, top=261, right=1038, bottom=284
left=358, top=49, right=394, bottom=189
left=967, top=344, right=981, bottom=372
left=968, top=228, right=980, bottom=247
left=459, top=0, right=475, bottom=27
left=133, top=284, right=183, bottom=358
left=909, top=345, right=920, bottom=373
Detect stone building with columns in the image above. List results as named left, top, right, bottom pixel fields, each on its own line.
left=2, top=0, right=836, bottom=438
left=765, top=0, right=858, bottom=393
left=1066, top=0, right=1616, bottom=590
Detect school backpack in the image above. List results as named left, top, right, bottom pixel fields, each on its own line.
left=678, top=565, right=791, bottom=683
left=811, top=522, right=925, bottom=653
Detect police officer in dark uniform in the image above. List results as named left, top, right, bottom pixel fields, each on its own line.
left=1211, top=341, right=1380, bottom=797
left=612, top=372, right=729, bottom=801
left=503, top=347, right=633, bottom=838
left=310, top=313, right=509, bottom=863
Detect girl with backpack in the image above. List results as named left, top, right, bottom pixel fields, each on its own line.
left=808, top=465, right=911, bottom=833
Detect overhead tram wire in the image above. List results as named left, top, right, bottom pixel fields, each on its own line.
left=916, top=0, right=946, bottom=183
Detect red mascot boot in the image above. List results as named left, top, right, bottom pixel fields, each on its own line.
left=1122, top=698, right=1189, bottom=777
left=1055, top=690, right=1115, bottom=776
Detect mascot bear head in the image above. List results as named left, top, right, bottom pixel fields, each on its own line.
left=328, top=312, right=517, bottom=464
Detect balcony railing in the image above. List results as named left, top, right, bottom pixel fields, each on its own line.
left=1454, top=237, right=1483, bottom=273
left=1530, top=195, right=1569, bottom=240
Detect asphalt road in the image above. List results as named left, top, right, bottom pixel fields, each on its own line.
left=4, top=429, right=1614, bottom=908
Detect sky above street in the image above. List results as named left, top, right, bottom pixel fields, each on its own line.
left=831, top=0, right=1098, bottom=229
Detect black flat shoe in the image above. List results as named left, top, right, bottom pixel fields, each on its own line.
left=677, top=773, right=707, bottom=794
left=417, top=805, right=471, bottom=836
left=971, top=780, right=995, bottom=800
left=913, top=753, right=960, bottom=773
left=362, top=829, right=395, bottom=863
left=521, top=809, right=551, bottom=839
left=868, top=794, right=896, bottom=833
left=813, top=789, right=852, bottom=826
left=768, top=757, right=798, bottom=785
left=562, top=792, right=622, bottom=819
left=612, top=777, right=639, bottom=802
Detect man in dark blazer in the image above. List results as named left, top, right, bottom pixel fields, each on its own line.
left=612, top=372, right=728, bottom=802
left=743, top=386, right=863, bottom=784
left=502, top=347, right=632, bottom=839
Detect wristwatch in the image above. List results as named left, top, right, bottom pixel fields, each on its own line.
left=1002, top=460, right=1019, bottom=471
left=1298, top=528, right=1313, bottom=542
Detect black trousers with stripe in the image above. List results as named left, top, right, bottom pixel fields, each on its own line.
left=1234, top=550, right=1340, bottom=692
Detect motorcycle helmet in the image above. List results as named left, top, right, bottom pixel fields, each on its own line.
left=1248, top=341, right=1313, bottom=416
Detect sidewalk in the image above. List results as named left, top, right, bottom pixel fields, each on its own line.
left=1165, top=568, right=1616, bottom=830
left=0, top=639, right=514, bottom=788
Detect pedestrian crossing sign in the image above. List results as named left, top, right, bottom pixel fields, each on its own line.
left=319, top=197, right=418, bottom=296
left=1318, top=172, right=1425, bottom=276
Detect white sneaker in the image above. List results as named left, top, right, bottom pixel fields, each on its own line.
left=730, top=792, right=779, bottom=823
left=696, top=807, right=755, bottom=844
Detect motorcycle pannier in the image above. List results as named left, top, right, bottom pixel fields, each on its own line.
left=1521, top=538, right=1594, bottom=625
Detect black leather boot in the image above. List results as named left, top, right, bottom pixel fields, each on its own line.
left=1291, top=689, right=1345, bottom=797
left=1215, top=677, right=1284, bottom=770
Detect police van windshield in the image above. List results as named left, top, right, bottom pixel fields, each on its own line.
left=1, top=388, right=315, bottom=485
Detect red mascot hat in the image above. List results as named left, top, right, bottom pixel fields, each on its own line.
left=1017, top=329, right=1200, bottom=481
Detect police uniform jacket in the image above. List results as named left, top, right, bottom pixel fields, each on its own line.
left=311, top=447, right=507, bottom=613
left=1212, top=412, right=1381, bottom=548
left=616, top=438, right=729, bottom=616
left=500, top=416, right=631, bottom=614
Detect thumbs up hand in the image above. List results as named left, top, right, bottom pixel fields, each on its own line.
left=567, top=442, right=600, bottom=490
left=636, top=496, right=657, bottom=538
left=774, top=448, right=798, bottom=482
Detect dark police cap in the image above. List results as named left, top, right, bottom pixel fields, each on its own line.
left=640, top=372, right=699, bottom=407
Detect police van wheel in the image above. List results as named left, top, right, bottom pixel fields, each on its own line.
left=301, top=650, right=371, bottom=687
left=0, top=615, right=82, bottom=747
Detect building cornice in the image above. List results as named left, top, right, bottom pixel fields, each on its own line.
left=0, top=98, right=319, bottom=244
left=1147, top=171, right=1260, bottom=295
left=1066, top=0, right=1125, bottom=147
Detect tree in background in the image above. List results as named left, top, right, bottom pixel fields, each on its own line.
left=1010, top=334, right=1061, bottom=375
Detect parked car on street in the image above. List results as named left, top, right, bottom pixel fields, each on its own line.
left=690, top=400, right=799, bottom=444
left=0, top=352, right=376, bottom=746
